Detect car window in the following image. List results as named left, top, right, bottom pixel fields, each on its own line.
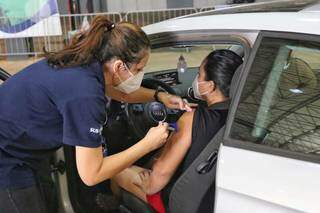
left=230, top=36, right=320, bottom=156
left=144, top=44, right=235, bottom=73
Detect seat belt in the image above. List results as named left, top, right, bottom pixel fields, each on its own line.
left=168, top=126, right=225, bottom=213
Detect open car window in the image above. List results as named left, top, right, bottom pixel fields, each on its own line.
left=144, top=44, right=240, bottom=74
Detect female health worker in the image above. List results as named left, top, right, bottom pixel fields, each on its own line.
left=0, top=16, right=191, bottom=212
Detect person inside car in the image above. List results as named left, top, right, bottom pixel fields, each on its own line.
left=112, top=49, right=243, bottom=212
left=0, top=16, right=193, bottom=213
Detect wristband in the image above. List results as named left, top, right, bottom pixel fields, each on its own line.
left=154, top=87, right=162, bottom=103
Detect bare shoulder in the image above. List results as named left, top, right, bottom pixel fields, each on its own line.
left=177, top=110, right=195, bottom=131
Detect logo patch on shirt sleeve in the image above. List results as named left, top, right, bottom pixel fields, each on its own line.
left=90, top=126, right=103, bottom=134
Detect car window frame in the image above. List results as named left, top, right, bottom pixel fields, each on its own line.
left=224, top=30, right=320, bottom=164
left=145, top=29, right=253, bottom=79
left=148, top=29, right=253, bottom=50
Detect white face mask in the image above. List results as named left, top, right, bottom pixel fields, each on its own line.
left=192, top=74, right=209, bottom=100
left=115, top=67, right=144, bottom=94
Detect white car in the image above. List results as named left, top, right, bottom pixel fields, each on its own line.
left=2, top=1, right=319, bottom=212
left=141, top=2, right=320, bottom=213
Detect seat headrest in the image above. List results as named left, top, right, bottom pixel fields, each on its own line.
left=229, top=45, right=244, bottom=58
left=229, top=64, right=243, bottom=98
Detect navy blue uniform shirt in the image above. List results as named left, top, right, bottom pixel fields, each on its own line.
left=0, top=59, right=107, bottom=189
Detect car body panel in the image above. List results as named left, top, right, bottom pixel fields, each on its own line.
left=214, top=29, right=320, bottom=212
left=181, top=0, right=318, bottom=18
left=143, top=12, right=320, bottom=36
left=216, top=145, right=320, bottom=212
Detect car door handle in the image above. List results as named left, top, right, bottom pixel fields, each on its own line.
left=196, top=150, right=218, bottom=174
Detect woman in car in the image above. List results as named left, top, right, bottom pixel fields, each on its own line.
left=113, top=49, right=243, bottom=212
left=0, top=16, right=192, bottom=213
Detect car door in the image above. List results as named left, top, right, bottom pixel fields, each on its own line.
left=216, top=31, right=320, bottom=213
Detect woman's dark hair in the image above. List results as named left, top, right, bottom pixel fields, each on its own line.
left=204, top=49, right=243, bottom=97
left=45, top=16, right=150, bottom=68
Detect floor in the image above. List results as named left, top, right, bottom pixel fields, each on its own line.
left=0, top=56, right=43, bottom=76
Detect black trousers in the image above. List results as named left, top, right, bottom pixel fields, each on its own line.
left=0, top=168, right=58, bottom=213
left=0, top=185, right=46, bottom=213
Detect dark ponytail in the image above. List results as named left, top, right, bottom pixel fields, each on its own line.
left=204, top=49, right=243, bottom=97
left=45, top=16, right=150, bottom=68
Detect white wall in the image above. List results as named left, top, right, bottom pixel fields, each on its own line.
left=193, top=0, right=215, bottom=8
left=106, top=0, right=167, bottom=12
left=137, top=0, right=167, bottom=10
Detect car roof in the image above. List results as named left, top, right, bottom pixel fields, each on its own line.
left=143, top=1, right=320, bottom=36
left=179, top=0, right=319, bottom=18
